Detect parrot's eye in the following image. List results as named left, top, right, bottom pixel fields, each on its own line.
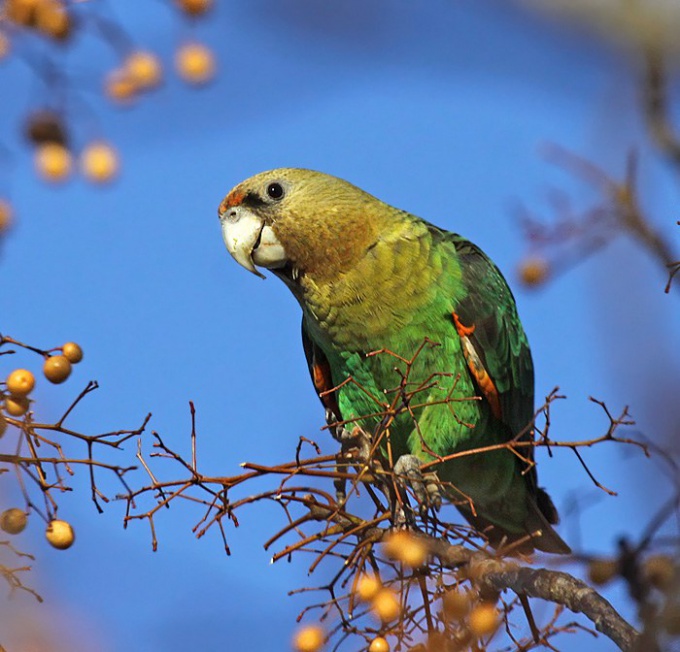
left=266, top=182, right=285, bottom=201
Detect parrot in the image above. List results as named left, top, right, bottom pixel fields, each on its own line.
left=218, top=168, right=570, bottom=555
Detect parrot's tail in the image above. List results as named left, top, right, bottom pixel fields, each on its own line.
left=458, top=493, right=572, bottom=555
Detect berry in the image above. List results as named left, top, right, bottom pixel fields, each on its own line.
left=372, top=589, right=401, bottom=622
left=175, top=42, right=215, bottom=85
left=0, top=508, right=28, bottom=535
left=368, top=637, right=389, bottom=652
left=125, top=50, right=162, bottom=89
left=3, top=395, right=29, bottom=416
left=0, top=199, right=14, bottom=233
left=292, top=625, right=325, bottom=652
left=81, top=142, right=119, bottom=184
left=443, top=589, right=470, bottom=620
left=469, top=603, right=500, bottom=637
left=588, top=558, right=618, bottom=586
left=62, top=342, right=83, bottom=364
left=46, top=519, right=75, bottom=549
left=35, top=143, right=72, bottom=182
left=105, top=68, right=138, bottom=104
left=6, top=369, right=35, bottom=397
left=383, top=531, right=427, bottom=567
left=518, top=257, right=549, bottom=287
left=43, top=355, right=72, bottom=384
left=356, top=574, right=381, bottom=602
left=176, top=0, right=213, bottom=16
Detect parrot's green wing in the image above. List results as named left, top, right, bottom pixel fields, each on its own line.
left=430, top=225, right=562, bottom=532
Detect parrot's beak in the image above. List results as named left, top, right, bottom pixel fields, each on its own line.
left=220, top=205, right=287, bottom=279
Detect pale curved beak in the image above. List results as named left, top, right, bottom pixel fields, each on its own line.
left=220, top=205, right=287, bottom=278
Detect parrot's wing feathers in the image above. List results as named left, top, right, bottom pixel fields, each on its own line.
left=445, top=234, right=535, bottom=439
left=301, top=318, right=342, bottom=422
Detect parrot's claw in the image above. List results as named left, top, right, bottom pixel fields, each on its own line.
left=393, top=455, right=442, bottom=515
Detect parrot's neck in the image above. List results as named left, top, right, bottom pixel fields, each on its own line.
left=293, top=217, right=463, bottom=354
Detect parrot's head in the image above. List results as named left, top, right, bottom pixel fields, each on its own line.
left=218, top=168, right=383, bottom=285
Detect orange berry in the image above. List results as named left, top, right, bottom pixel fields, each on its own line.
left=356, top=574, right=381, bottom=602
left=643, top=555, right=676, bottom=591
left=368, top=637, right=389, bottom=652
left=588, top=558, right=618, bottom=586
left=3, top=395, right=29, bottom=416
left=35, top=143, right=72, bottom=182
left=43, top=355, right=72, bottom=384
left=81, top=141, right=119, bottom=183
left=0, top=199, right=14, bottom=232
left=62, top=341, right=83, bottom=364
left=1, top=508, right=28, bottom=534
left=518, top=257, right=549, bottom=287
left=124, top=50, right=162, bottom=89
left=443, top=589, right=470, bottom=620
left=372, top=588, right=401, bottom=622
left=5, top=0, right=41, bottom=26
left=0, top=32, right=10, bottom=59
left=36, top=0, right=71, bottom=40
left=105, top=68, right=138, bottom=104
left=175, top=42, right=215, bottom=85
left=176, top=0, right=212, bottom=16
left=383, top=531, right=427, bottom=567
left=469, top=603, right=500, bottom=637
left=45, top=519, right=75, bottom=549
left=6, top=368, right=35, bottom=397
left=292, top=625, right=325, bottom=652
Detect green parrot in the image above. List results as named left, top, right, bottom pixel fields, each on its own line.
left=218, top=168, right=570, bottom=555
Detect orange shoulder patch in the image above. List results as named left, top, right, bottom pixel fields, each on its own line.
left=452, top=312, right=502, bottom=420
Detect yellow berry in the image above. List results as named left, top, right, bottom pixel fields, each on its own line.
left=124, top=50, right=162, bottom=89
left=36, top=0, right=71, bottom=40
left=62, top=341, right=83, bottom=364
left=0, top=32, right=10, bottom=59
left=80, top=141, right=119, bottom=184
left=43, top=355, right=72, bottom=384
left=35, top=143, right=72, bottom=182
left=383, top=531, right=427, bottom=567
left=292, top=625, right=325, bottom=652
left=0, top=199, right=14, bottom=232
left=3, top=395, right=29, bottom=416
left=469, top=603, right=500, bottom=638
left=104, top=68, right=138, bottom=104
left=643, top=555, right=676, bottom=591
left=660, top=602, right=680, bottom=635
left=6, top=368, right=35, bottom=397
left=45, top=519, right=75, bottom=549
left=443, top=589, right=470, bottom=620
left=0, top=508, right=28, bottom=534
left=356, top=574, right=381, bottom=602
left=176, top=0, right=213, bottom=16
left=368, top=637, right=389, bottom=652
left=175, top=42, right=215, bottom=85
left=518, top=257, right=549, bottom=287
left=5, top=0, right=41, bottom=26
left=372, top=588, right=401, bottom=623
left=588, top=558, right=618, bottom=586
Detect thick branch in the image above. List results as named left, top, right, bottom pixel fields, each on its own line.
left=477, top=567, right=640, bottom=652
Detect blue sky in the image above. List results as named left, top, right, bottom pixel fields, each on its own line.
left=1, top=1, right=679, bottom=650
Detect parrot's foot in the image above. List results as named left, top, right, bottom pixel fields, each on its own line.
left=393, top=455, right=442, bottom=516
left=333, top=425, right=374, bottom=505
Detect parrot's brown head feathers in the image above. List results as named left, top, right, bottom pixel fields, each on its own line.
left=219, top=169, right=386, bottom=282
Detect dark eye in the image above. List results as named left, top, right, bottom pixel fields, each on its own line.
left=266, top=182, right=284, bottom=200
